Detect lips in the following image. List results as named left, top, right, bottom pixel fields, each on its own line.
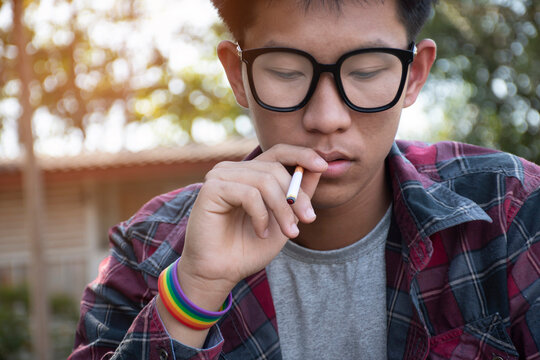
left=316, top=150, right=348, bottom=162
left=315, top=150, right=353, bottom=178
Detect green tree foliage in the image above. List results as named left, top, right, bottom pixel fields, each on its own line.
left=2, top=0, right=538, bottom=160
left=422, top=0, right=540, bottom=163
left=0, top=0, right=242, bottom=153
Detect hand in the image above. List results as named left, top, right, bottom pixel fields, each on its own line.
left=177, top=144, right=327, bottom=309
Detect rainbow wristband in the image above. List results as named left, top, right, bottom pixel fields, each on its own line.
left=158, top=258, right=232, bottom=330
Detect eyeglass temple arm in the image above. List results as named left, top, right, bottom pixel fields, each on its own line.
left=236, top=44, right=243, bottom=58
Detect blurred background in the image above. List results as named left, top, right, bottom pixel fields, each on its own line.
left=0, top=0, right=538, bottom=358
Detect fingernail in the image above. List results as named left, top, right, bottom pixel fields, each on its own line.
left=290, top=223, right=299, bottom=237
left=263, top=228, right=270, bottom=238
left=305, top=207, right=316, bottom=220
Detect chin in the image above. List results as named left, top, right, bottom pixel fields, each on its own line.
left=311, top=185, right=354, bottom=210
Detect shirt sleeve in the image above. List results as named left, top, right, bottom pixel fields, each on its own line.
left=68, top=254, right=226, bottom=360
left=507, top=186, right=540, bottom=358
left=68, top=188, right=226, bottom=360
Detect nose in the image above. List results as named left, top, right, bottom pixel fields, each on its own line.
left=302, top=73, right=352, bottom=134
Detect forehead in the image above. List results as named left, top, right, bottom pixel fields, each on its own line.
left=243, top=0, right=407, bottom=59
left=267, top=0, right=378, bottom=10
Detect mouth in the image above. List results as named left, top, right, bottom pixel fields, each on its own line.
left=315, top=150, right=352, bottom=162
left=315, top=150, right=353, bottom=178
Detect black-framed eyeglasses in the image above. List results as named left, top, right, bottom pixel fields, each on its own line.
left=238, top=42, right=417, bottom=113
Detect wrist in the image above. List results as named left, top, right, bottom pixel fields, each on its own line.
left=158, top=258, right=233, bottom=331
left=176, top=258, right=236, bottom=311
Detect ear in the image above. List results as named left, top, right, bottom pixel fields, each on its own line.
left=217, top=40, right=249, bottom=108
left=403, top=39, right=437, bottom=108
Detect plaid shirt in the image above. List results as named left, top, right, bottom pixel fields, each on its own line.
left=70, top=140, right=540, bottom=360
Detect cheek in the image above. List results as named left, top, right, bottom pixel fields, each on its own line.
left=251, top=116, right=274, bottom=151
left=356, top=108, right=401, bottom=144
left=373, top=112, right=400, bottom=158
left=250, top=109, right=301, bottom=151
left=382, top=108, right=401, bottom=140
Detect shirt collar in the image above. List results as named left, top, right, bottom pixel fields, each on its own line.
left=388, top=141, right=492, bottom=273
left=388, top=141, right=492, bottom=232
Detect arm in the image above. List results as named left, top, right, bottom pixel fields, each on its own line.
left=69, top=144, right=327, bottom=358
left=156, top=144, right=327, bottom=348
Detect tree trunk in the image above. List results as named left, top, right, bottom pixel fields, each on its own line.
left=13, top=0, right=50, bottom=359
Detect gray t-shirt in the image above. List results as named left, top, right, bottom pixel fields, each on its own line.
left=266, top=206, right=391, bottom=360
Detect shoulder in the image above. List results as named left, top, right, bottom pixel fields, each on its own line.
left=396, top=139, right=540, bottom=192
left=395, top=140, right=540, bottom=234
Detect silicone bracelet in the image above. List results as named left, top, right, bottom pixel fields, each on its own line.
left=158, top=258, right=232, bottom=330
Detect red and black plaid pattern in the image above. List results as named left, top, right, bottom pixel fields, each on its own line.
left=69, top=140, right=540, bottom=360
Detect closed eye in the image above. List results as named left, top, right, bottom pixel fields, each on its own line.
left=348, top=69, right=383, bottom=80
left=266, top=68, right=306, bottom=81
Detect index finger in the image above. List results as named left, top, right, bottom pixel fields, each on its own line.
left=255, top=144, right=328, bottom=173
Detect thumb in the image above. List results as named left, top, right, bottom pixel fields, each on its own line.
left=300, top=170, right=322, bottom=199
left=291, top=170, right=322, bottom=224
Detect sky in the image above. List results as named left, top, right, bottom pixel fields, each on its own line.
left=0, top=0, right=436, bottom=159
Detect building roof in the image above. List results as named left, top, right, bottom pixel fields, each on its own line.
left=0, top=138, right=259, bottom=174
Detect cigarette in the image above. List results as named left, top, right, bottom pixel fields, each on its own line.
left=286, top=166, right=304, bottom=205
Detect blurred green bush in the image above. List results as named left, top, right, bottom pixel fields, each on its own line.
left=0, top=284, right=79, bottom=360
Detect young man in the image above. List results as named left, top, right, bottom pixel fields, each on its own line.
left=69, top=0, right=540, bottom=359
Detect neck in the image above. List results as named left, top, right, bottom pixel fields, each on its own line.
left=295, top=167, right=392, bottom=251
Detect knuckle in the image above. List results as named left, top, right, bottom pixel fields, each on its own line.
left=270, top=161, right=285, bottom=173
left=272, top=143, right=287, bottom=152
left=246, top=187, right=261, bottom=202
left=205, top=162, right=235, bottom=181
left=213, top=160, right=233, bottom=169
left=259, top=162, right=285, bottom=180
left=255, top=209, right=269, bottom=222
left=201, top=177, right=220, bottom=191
left=260, top=174, right=276, bottom=190
left=204, top=169, right=218, bottom=181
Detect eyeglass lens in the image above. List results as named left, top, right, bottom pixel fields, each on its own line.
left=251, top=51, right=404, bottom=109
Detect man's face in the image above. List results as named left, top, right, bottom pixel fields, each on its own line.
left=240, top=0, right=411, bottom=210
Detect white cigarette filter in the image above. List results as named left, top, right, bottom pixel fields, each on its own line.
left=286, top=166, right=304, bottom=205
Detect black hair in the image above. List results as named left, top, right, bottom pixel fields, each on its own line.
left=211, top=0, right=437, bottom=46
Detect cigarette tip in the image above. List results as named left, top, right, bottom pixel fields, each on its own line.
left=287, top=197, right=295, bottom=205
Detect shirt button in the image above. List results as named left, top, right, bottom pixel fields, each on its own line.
left=159, top=348, right=169, bottom=360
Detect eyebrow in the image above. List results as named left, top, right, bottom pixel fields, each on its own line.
left=261, top=38, right=395, bottom=49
